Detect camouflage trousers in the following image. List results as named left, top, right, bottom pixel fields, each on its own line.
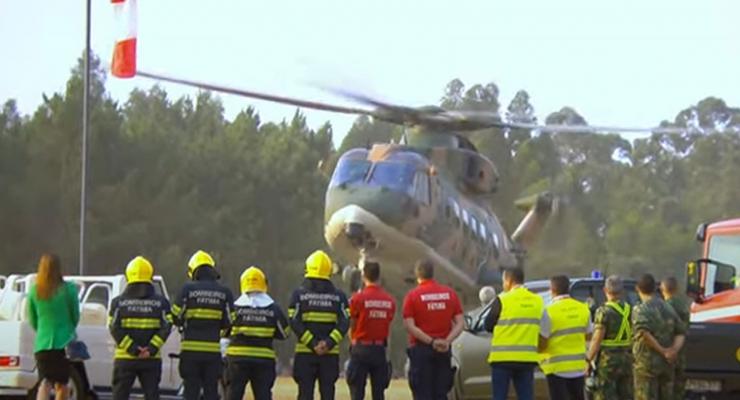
left=593, top=349, right=633, bottom=400
left=634, top=369, right=675, bottom=400
left=673, top=359, right=686, bottom=400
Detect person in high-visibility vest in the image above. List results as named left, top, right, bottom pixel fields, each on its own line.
left=484, top=268, right=544, bottom=400
left=108, top=256, right=173, bottom=400
left=226, top=266, right=290, bottom=400
left=586, top=275, right=633, bottom=400
left=538, top=275, right=592, bottom=400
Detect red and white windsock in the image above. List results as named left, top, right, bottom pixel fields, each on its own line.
left=111, top=0, right=138, bottom=78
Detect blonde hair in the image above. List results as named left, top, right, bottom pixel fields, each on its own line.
left=36, top=254, right=63, bottom=300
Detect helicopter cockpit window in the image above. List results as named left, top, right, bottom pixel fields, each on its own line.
left=367, top=162, right=416, bottom=193
left=330, top=157, right=371, bottom=188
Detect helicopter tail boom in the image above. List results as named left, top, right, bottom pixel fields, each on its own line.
left=511, top=192, right=557, bottom=251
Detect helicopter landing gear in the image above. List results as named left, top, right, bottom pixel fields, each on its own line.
left=342, top=265, right=362, bottom=293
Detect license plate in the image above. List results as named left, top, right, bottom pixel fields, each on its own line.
left=686, top=379, right=722, bottom=392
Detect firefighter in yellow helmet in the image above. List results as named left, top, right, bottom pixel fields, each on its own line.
left=108, top=256, right=173, bottom=400
left=289, top=250, right=349, bottom=400
left=225, top=266, right=289, bottom=400
left=171, top=250, right=234, bottom=400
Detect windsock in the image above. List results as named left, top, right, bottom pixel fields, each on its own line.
left=111, top=0, right=137, bottom=78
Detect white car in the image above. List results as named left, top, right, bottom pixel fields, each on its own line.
left=0, top=274, right=183, bottom=399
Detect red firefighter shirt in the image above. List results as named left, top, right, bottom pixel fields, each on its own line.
left=350, top=284, right=396, bottom=343
left=402, top=279, right=463, bottom=345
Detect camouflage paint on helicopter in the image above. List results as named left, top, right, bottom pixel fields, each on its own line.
left=325, top=125, right=555, bottom=298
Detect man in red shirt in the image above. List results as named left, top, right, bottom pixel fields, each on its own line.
left=402, top=259, right=464, bottom=400
left=347, top=260, right=396, bottom=400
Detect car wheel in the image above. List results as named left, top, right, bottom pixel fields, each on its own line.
left=27, top=367, right=85, bottom=400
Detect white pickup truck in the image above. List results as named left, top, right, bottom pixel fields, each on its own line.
left=0, top=274, right=183, bottom=399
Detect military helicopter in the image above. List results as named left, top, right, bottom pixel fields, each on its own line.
left=135, top=71, right=689, bottom=301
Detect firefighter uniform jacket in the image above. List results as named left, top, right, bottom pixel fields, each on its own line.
left=108, top=282, right=173, bottom=360
left=172, top=270, right=234, bottom=357
left=288, top=278, right=350, bottom=355
left=226, top=293, right=290, bottom=361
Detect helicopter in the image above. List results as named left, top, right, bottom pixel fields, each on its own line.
left=134, top=70, right=693, bottom=302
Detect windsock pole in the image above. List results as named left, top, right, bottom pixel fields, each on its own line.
left=79, top=0, right=92, bottom=275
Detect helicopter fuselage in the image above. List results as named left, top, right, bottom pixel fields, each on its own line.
left=324, top=142, right=520, bottom=299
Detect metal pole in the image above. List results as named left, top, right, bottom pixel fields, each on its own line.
left=79, top=0, right=92, bottom=276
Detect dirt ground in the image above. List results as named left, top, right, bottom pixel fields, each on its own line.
left=245, top=377, right=412, bottom=400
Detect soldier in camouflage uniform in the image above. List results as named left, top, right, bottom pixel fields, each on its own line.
left=632, top=274, right=687, bottom=400
left=586, top=275, right=633, bottom=400
left=661, top=276, right=691, bottom=400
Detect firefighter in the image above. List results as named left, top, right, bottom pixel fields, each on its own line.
left=226, top=266, right=289, bottom=400
left=172, top=250, right=234, bottom=400
left=289, top=250, right=350, bottom=400
left=108, top=256, right=173, bottom=400
left=402, top=260, right=464, bottom=400
left=346, top=260, right=396, bottom=400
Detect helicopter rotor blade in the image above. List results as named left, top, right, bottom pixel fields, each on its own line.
left=136, top=71, right=735, bottom=135
left=136, top=70, right=375, bottom=117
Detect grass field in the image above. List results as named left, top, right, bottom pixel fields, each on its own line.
left=245, top=377, right=412, bottom=400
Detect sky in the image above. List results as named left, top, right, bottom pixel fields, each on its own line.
left=1, top=0, right=739, bottom=145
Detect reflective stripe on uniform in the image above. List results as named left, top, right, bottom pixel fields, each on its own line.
left=549, top=326, right=587, bottom=338
left=119, top=335, right=134, bottom=350
left=185, top=308, right=223, bottom=320
left=288, top=308, right=296, bottom=318
left=495, top=318, right=541, bottom=326
left=301, top=311, right=338, bottom=323
left=299, top=331, right=314, bottom=344
left=114, top=347, right=161, bottom=360
left=231, top=326, right=275, bottom=338
left=295, top=342, right=339, bottom=355
left=226, top=345, right=276, bottom=359
left=181, top=340, right=221, bottom=353
left=602, top=301, right=632, bottom=348
left=150, top=334, right=165, bottom=348
left=121, top=317, right=161, bottom=329
left=489, top=345, right=538, bottom=353
left=171, top=304, right=183, bottom=315
left=540, top=297, right=590, bottom=375
left=488, top=287, right=544, bottom=363
left=329, top=329, right=343, bottom=343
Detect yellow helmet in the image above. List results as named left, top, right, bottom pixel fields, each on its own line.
left=240, top=266, right=267, bottom=293
left=187, top=250, right=215, bottom=279
left=125, top=256, right=154, bottom=283
left=305, top=250, right=333, bottom=280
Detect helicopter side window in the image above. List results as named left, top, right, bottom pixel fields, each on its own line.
left=367, top=162, right=416, bottom=193
left=329, top=158, right=371, bottom=188
left=414, top=172, right=431, bottom=205
left=451, top=200, right=462, bottom=227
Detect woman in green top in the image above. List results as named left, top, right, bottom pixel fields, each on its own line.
left=26, top=254, right=80, bottom=400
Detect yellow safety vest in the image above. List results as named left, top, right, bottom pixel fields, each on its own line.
left=488, top=286, right=544, bottom=363
left=540, top=297, right=590, bottom=375
left=601, top=301, right=632, bottom=348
